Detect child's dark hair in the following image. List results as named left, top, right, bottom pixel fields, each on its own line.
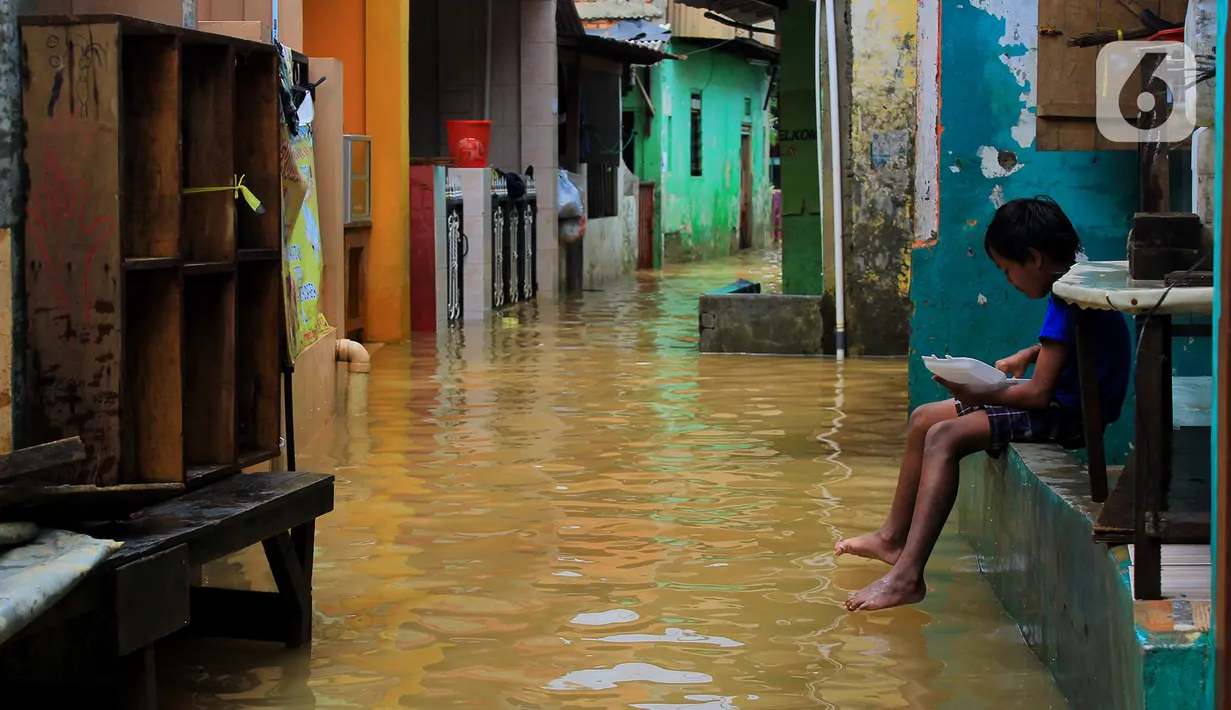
left=984, top=195, right=1083, bottom=265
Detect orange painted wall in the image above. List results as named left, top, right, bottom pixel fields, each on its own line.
left=363, top=0, right=411, bottom=341
left=302, top=0, right=366, bottom=134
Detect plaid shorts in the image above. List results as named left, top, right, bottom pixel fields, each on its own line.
left=955, top=400, right=1085, bottom=455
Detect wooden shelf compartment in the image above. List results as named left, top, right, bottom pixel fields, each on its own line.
left=121, top=34, right=181, bottom=259
left=121, top=268, right=185, bottom=484
left=182, top=272, right=237, bottom=469
left=183, top=261, right=237, bottom=277
left=236, top=261, right=282, bottom=456
left=234, top=50, right=282, bottom=251
left=181, top=43, right=236, bottom=264
left=239, top=248, right=281, bottom=262
left=20, top=15, right=284, bottom=498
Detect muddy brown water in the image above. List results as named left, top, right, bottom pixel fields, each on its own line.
left=161, top=252, right=1066, bottom=709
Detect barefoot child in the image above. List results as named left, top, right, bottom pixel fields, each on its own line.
left=836, top=196, right=1131, bottom=612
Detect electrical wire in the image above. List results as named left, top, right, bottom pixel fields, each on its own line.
left=1132, top=251, right=1211, bottom=367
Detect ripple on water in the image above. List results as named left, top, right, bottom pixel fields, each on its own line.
left=160, top=252, right=1068, bottom=710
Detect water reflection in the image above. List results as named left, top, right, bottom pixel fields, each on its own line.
left=161, top=251, right=1065, bottom=709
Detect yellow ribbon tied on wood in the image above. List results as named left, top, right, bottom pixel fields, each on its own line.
left=183, top=174, right=266, bottom=214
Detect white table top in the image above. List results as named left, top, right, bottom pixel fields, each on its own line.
left=1051, top=260, right=1214, bottom=316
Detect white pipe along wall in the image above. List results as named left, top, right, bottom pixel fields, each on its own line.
left=823, top=0, right=846, bottom=359
left=336, top=339, right=371, bottom=416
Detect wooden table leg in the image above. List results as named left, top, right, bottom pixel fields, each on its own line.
left=262, top=531, right=313, bottom=648
left=120, top=646, right=157, bottom=710
left=1133, top=314, right=1171, bottom=600
left=1075, top=308, right=1107, bottom=501
left=292, top=521, right=315, bottom=587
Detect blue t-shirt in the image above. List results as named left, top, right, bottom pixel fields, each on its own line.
left=1038, top=296, right=1131, bottom=424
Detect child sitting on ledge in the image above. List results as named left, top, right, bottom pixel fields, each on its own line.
left=836, top=195, right=1131, bottom=612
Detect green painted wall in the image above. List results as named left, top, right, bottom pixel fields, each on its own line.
left=626, top=50, right=772, bottom=268
left=777, top=3, right=824, bottom=296
left=634, top=40, right=772, bottom=265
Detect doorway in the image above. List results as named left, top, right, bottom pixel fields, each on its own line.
left=739, top=127, right=753, bottom=250
left=638, top=182, right=655, bottom=269
left=623, top=111, right=636, bottom=172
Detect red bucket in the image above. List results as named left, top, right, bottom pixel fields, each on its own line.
left=446, top=120, right=491, bottom=168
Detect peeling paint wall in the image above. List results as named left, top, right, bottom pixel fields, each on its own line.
left=844, top=0, right=917, bottom=355
left=910, top=0, right=1172, bottom=461
left=638, top=40, right=773, bottom=264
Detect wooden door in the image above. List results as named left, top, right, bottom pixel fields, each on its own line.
left=739, top=131, right=753, bottom=250
left=638, top=182, right=655, bottom=269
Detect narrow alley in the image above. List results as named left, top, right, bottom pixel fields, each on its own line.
left=160, top=253, right=1064, bottom=709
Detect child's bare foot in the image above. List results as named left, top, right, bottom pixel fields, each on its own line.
left=834, top=531, right=903, bottom=566
left=844, top=574, right=926, bottom=612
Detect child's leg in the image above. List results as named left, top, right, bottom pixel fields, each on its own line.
left=835, top=399, right=960, bottom=565
left=845, top=409, right=992, bottom=611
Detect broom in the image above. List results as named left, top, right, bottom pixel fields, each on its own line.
left=1068, top=27, right=1154, bottom=48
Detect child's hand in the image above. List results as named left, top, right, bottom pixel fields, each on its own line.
left=933, top=376, right=988, bottom=406
left=997, top=345, right=1042, bottom=378
left=995, top=349, right=1033, bottom=378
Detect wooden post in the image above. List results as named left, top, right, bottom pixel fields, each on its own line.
left=1075, top=310, right=1108, bottom=501
left=1134, top=314, right=1171, bottom=600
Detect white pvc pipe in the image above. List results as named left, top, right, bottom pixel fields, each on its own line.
left=483, top=0, right=493, bottom=120
left=335, top=338, right=371, bottom=373
left=823, top=0, right=846, bottom=359
left=336, top=338, right=370, bottom=416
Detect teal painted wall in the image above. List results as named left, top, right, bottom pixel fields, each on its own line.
left=626, top=49, right=772, bottom=267
left=642, top=40, right=773, bottom=264
left=909, top=0, right=1208, bottom=463
left=776, top=3, right=824, bottom=295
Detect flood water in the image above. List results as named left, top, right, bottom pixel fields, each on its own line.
left=161, top=252, right=1066, bottom=709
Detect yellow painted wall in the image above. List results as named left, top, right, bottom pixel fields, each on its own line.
left=363, top=0, right=411, bottom=341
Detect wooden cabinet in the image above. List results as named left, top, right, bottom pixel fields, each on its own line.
left=21, top=15, right=283, bottom=487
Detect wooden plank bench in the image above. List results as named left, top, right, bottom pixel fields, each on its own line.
left=0, top=470, right=334, bottom=708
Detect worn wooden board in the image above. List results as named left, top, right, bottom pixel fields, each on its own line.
left=22, top=23, right=124, bottom=485
left=181, top=43, right=236, bottom=263
left=234, top=50, right=281, bottom=250
left=1036, top=0, right=1187, bottom=151
left=0, top=437, right=85, bottom=484
left=112, top=544, right=189, bottom=655
left=122, top=269, right=184, bottom=483
left=90, top=471, right=334, bottom=569
left=120, top=34, right=180, bottom=259
left=183, top=274, right=237, bottom=466
left=0, top=482, right=183, bottom=522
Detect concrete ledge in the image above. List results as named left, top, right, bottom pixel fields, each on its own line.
left=698, top=293, right=824, bottom=355
left=958, top=444, right=1209, bottom=710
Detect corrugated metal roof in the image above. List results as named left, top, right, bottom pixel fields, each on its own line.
left=585, top=19, right=675, bottom=58
left=574, top=0, right=666, bottom=21
left=671, top=0, right=782, bottom=24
